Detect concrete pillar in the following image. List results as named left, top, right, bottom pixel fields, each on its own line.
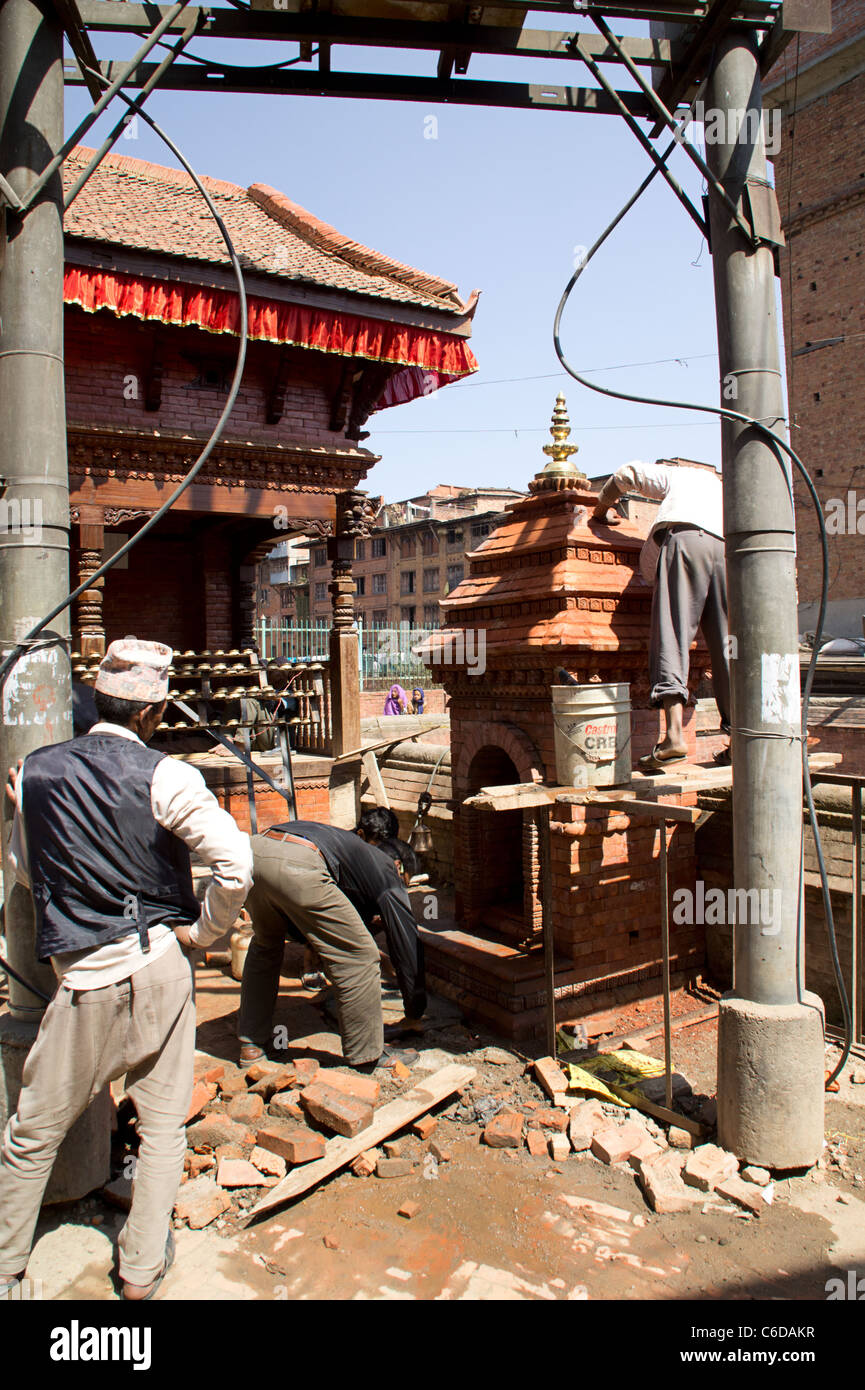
left=704, top=27, right=824, bottom=1168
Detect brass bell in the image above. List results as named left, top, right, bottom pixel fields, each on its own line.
left=409, top=822, right=434, bottom=855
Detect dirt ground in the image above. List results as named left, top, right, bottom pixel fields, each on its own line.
left=20, top=948, right=865, bottom=1304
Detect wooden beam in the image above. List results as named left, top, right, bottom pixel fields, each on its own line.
left=242, top=1063, right=475, bottom=1223
left=68, top=475, right=338, bottom=521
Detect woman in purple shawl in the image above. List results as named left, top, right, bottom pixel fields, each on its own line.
left=383, top=684, right=408, bottom=715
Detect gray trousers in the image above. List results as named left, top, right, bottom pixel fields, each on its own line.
left=0, top=941, right=195, bottom=1285
left=650, top=526, right=732, bottom=733
left=239, top=836, right=383, bottom=1067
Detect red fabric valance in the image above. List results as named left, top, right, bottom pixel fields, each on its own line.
left=64, top=265, right=477, bottom=410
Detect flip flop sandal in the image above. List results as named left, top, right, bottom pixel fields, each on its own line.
left=638, top=744, right=688, bottom=773
left=122, top=1230, right=175, bottom=1303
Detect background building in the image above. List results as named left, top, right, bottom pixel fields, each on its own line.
left=765, top=1, right=865, bottom=639
left=302, top=485, right=524, bottom=628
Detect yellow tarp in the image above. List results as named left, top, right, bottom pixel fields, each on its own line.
left=557, top=1038, right=669, bottom=1109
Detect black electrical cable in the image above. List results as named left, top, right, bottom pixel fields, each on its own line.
left=0, top=81, right=249, bottom=1006
left=155, top=37, right=319, bottom=72
left=552, top=136, right=852, bottom=1087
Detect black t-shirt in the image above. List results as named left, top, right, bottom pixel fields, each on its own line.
left=264, top=821, right=426, bottom=1017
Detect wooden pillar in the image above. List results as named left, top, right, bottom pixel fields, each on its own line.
left=328, top=490, right=369, bottom=758
left=74, top=504, right=105, bottom=658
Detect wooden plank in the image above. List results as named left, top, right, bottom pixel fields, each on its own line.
left=335, top=723, right=448, bottom=762
left=361, top=750, right=390, bottom=809
left=241, top=1063, right=475, bottom=1223
left=585, top=795, right=701, bottom=824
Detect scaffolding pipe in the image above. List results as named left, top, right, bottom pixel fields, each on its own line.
left=0, top=0, right=73, bottom=1018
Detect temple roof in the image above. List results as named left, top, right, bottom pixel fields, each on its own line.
left=63, top=147, right=475, bottom=318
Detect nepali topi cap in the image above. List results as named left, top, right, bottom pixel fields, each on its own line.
left=95, top=636, right=173, bottom=703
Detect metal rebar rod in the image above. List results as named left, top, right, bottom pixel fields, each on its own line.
left=538, top=804, right=556, bottom=1060
left=18, top=0, right=189, bottom=212
left=854, top=784, right=862, bottom=1045
left=658, top=822, right=673, bottom=1111
left=63, top=16, right=198, bottom=211
left=592, top=12, right=759, bottom=246
left=570, top=37, right=708, bottom=240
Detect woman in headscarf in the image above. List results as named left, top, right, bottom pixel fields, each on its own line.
left=383, top=684, right=408, bottom=716
left=410, top=687, right=425, bottom=715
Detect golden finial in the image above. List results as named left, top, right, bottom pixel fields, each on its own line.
left=530, top=393, right=587, bottom=492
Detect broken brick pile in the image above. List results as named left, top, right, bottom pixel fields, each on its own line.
left=478, top=1056, right=775, bottom=1219
left=156, top=1054, right=399, bottom=1230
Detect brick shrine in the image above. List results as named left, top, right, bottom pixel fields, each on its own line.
left=423, top=398, right=711, bottom=1038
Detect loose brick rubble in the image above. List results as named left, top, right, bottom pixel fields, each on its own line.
left=528, top=1108, right=569, bottom=1133
left=638, top=1151, right=703, bottom=1215
left=301, top=1081, right=374, bottom=1138
left=377, top=1157, right=412, bottom=1178
left=591, top=1122, right=648, bottom=1166
left=483, top=1111, right=524, bottom=1148
left=714, top=1175, right=765, bottom=1216
left=526, top=1129, right=548, bottom=1157
left=257, top=1122, right=326, bottom=1166
left=216, top=1157, right=272, bottom=1188
left=186, top=1116, right=255, bottom=1152
left=683, top=1144, right=739, bottom=1193
left=398, top=1200, right=421, bottom=1219
left=174, top=1177, right=232, bottom=1229
left=227, top=1092, right=266, bottom=1125
left=186, top=1081, right=217, bottom=1124
left=549, top=1133, right=571, bottom=1162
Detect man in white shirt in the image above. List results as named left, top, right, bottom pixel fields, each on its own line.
left=593, top=458, right=731, bottom=771
left=0, top=636, right=252, bottom=1301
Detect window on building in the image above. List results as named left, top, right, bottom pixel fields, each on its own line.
left=314, top=546, right=327, bottom=568
left=401, top=570, right=416, bottom=595
left=280, top=589, right=292, bottom=610
left=423, top=568, right=439, bottom=593
left=422, top=531, right=438, bottom=556
left=446, top=527, right=464, bottom=548
left=400, top=534, right=416, bottom=559
left=401, top=606, right=416, bottom=625
left=372, top=572, right=387, bottom=594
left=373, top=609, right=387, bottom=624
left=446, top=564, right=464, bottom=591
left=471, top=520, right=492, bottom=540
left=424, top=604, right=440, bottom=626
left=259, top=589, right=270, bottom=606
left=355, top=575, right=365, bottom=596
left=314, top=582, right=327, bottom=602
left=354, top=540, right=365, bottom=561
left=372, top=536, right=386, bottom=558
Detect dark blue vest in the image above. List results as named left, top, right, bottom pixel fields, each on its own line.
left=22, top=733, right=199, bottom=961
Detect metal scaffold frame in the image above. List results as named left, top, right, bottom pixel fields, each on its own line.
left=0, top=0, right=846, bottom=1173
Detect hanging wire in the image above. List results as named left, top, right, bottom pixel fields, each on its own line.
left=550, top=83, right=851, bottom=1086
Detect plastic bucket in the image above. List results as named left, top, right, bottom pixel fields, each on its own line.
left=551, top=683, right=631, bottom=788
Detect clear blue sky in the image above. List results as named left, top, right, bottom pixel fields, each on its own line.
left=64, top=15, right=787, bottom=503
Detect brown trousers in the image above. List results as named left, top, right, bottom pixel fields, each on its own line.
left=239, top=835, right=383, bottom=1066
